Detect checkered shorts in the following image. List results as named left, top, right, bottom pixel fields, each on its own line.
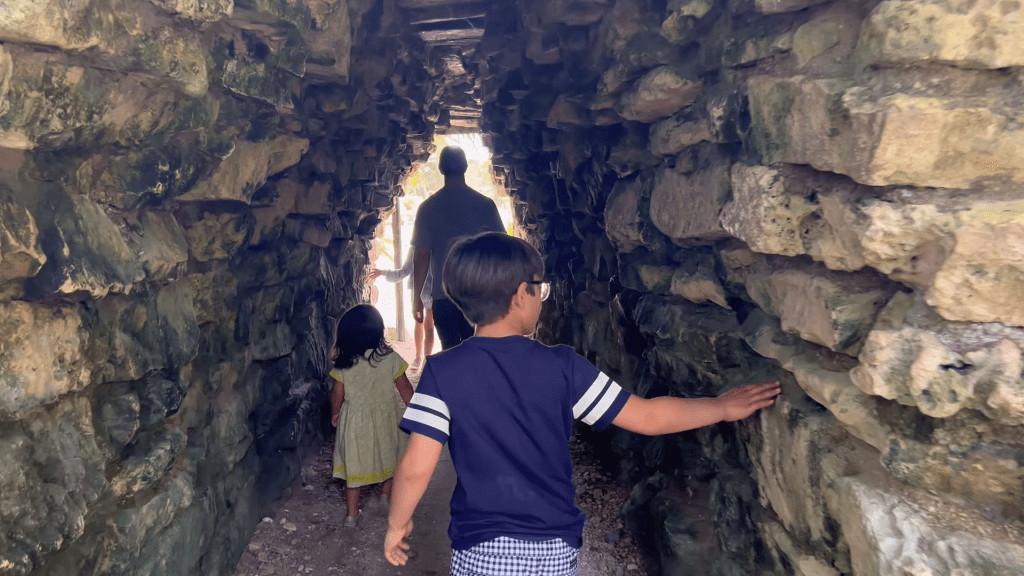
left=451, top=537, right=579, bottom=576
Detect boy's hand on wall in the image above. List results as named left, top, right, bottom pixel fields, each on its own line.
left=384, top=520, right=413, bottom=565
left=717, top=382, right=781, bottom=422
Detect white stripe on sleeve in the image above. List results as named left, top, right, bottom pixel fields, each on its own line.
left=403, top=407, right=450, bottom=436
left=581, top=381, right=624, bottom=425
left=411, top=393, right=450, bottom=419
left=573, top=373, right=610, bottom=419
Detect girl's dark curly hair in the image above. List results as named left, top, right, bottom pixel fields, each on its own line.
left=333, top=304, right=393, bottom=371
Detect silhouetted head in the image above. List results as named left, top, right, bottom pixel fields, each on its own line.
left=443, top=232, right=546, bottom=327
left=333, top=304, right=392, bottom=370
left=438, top=146, right=468, bottom=177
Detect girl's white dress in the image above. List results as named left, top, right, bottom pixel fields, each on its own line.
left=330, top=350, right=408, bottom=487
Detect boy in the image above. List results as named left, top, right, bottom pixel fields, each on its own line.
left=385, top=232, right=780, bottom=574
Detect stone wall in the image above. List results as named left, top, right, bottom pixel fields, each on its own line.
left=480, top=0, right=1024, bottom=574
left=4, top=0, right=1024, bottom=574
left=0, top=0, right=467, bottom=573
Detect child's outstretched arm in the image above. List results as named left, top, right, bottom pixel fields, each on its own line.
left=330, top=379, right=345, bottom=427
left=385, top=433, right=442, bottom=566
left=394, top=373, right=414, bottom=406
left=612, top=382, right=780, bottom=436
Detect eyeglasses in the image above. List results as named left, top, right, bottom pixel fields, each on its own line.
left=527, top=280, right=551, bottom=301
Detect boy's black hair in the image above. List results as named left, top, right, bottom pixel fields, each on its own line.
left=438, top=146, right=468, bottom=176
left=443, top=232, right=545, bottom=326
left=333, top=304, right=393, bottom=370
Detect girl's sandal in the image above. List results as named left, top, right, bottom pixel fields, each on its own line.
left=344, top=512, right=360, bottom=528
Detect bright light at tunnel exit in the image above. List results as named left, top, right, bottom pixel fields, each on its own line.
left=367, top=132, right=515, bottom=345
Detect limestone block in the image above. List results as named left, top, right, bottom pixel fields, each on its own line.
left=0, top=0, right=83, bottom=49
left=0, top=45, right=10, bottom=113
left=856, top=199, right=955, bottom=288
left=129, top=211, right=188, bottom=280
left=883, top=426, right=1024, bottom=520
left=111, top=427, right=188, bottom=498
left=784, top=353, right=890, bottom=453
left=722, top=31, right=793, bottom=67
left=605, top=178, right=647, bottom=252
left=239, top=284, right=298, bottom=361
left=149, top=0, right=233, bottom=21
left=618, top=251, right=671, bottom=293
left=81, top=132, right=233, bottom=209
left=25, top=192, right=145, bottom=299
left=211, top=389, right=255, bottom=467
left=754, top=396, right=845, bottom=546
left=649, top=113, right=713, bottom=156
left=98, top=389, right=141, bottom=450
left=0, top=53, right=216, bottom=150
left=670, top=252, right=728, bottom=308
left=89, top=280, right=199, bottom=383
left=748, top=75, right=1024, bottom=189
left=0, top=185, right=45, bottom=281
left=808, top=192, right=867, bottom=272
left=852, top=292, right=1024, bottom=422
left=617, top=66, right=702, bottom=123
left=860, top=0, right=1024, bottom=69
left=283, top=217, right=332, bottom=247
left=305, top=0, right=353, bottom=82
left=189, top=264, right=239, bottom=325
left=182, top=210, right=252, bottom=262
left=178, top=136, right=309, bottom=202
left=927, top=200, right=1024, bottom=327
left=547, top=95, right=590, bottom=128
left=743, top=310, right=891, bottom=451
left=721, top=164, right=817, bottom=258
left=132, top=504, right=210, bottom=576
left=650, top=164, right=731, bottom=243
left=137, top=372, right=187, bottom=428
left=792, top=20, right=840, bottom=68
left=0, top=1, right=208, bottom=95
left=234, top=0, right=312, bottom=29
left=754, top=0, right=830, bottom=13
left=743, top=263, right=894, bottom=355
left=830, top=475, right=1024, bottom=576
left=0, top=397, right=106, bottom=576
left=293, top=181, right=333, bottom=214
left=764, top=522, right=843, bottom=576
left=633, top=295, right=779, bottom=395
left=607, top=126, right=661, bottom=176
left=110, top=473, right=195, bottom=568
left=215, top=59, right=296, bottom=108
left=0, top=301, right=87, bottom=421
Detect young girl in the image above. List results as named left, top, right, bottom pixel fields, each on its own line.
left=330, top=304, right=414, bottom=528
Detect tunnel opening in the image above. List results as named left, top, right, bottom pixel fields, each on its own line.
left=2, top=0, right=1024, bottom=575
left=365, top=132, right=515, bottom=348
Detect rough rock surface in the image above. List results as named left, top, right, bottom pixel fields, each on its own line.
left=3, top=0, right=1024, bottom=574
left=478, top=0, right=1024, bottom=573
left=0, top=0, right=455, bottom=573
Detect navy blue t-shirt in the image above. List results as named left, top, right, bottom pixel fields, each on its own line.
left=399, top=336, right=631, bottom=550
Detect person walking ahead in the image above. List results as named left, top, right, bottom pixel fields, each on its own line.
left=411, top=146, right=504, bottom=350
left=384, top=232, right=781, bottom=574
left=329, top=305, right=414, bottom=528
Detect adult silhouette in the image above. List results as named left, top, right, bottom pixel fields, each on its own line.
left=411, top=147, right=504, bottom=350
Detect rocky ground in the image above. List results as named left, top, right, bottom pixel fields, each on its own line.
left=232, top=345, right=647, bottom=576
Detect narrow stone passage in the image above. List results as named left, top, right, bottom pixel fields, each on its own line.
left=232, top=340, right=645, bottom=576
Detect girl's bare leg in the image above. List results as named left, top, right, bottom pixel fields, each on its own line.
left=346, top=487, right=360, bottom=518
left=382, top=477, right=394, bottom=498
